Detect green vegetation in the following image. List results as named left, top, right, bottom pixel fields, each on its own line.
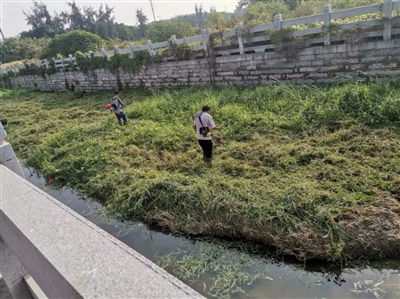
left=41, top=30, right=103, bottom=58
left=1, top=82, right=400, bottom=263
left=0, top=43, right=202, bottom=87
left=0, top=37, right=50, bottom=64
left=146, top=21, right=200, bottom=43
left=75, top=50, right=154, bottom=76
left=2, top=0, right=390, bottom=65
left=156, top=239, right=272, bottom=299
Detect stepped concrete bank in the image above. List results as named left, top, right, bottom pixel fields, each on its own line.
left=6, top=39, right=400, bottom=92
left=0, top=123, right=203, bottom=298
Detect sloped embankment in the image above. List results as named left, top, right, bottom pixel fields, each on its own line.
left=1, top=83, right=400, bottom=262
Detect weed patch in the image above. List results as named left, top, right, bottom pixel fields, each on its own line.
left=1, top=82, right=400, bottom=262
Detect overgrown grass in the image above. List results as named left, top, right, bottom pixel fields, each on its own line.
left=1, top=82, right=400, bottom=262
left=156, top=238, right=273, bottom=299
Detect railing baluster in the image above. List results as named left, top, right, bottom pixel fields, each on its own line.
left=324, top=5, right=332, bottom=46
left=237, top=22, right=244, bottom=55
left=384, top=0, right=393, bottom=40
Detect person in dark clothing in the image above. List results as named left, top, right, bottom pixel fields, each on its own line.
left=111, top=91, right=128, bottom=126
left=193, top=105, right=223, bottom=165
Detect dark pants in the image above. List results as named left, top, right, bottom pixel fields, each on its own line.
left=115, top=112, right=128, bottom=125
left=198, top=139, right=213, bottom=159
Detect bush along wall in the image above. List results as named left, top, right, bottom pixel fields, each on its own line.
left=6, top=38, right=400, bottom=91
left=75, top=50, right=156, bottom=76
left=0, top=42, right=207, bottom=89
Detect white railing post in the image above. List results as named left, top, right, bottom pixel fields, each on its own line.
left=237, top=22, right=245, bottom=55
left=323, top=5, right=331, bottom=46
left=147, top=40, right=154, bottom=56
left=59, top=56, right=63, bottom=70
left=68, top=54, right=74, bottom=69
left=201, top=28, right=211, bottom=57
left=100, top=48, right=110, bottom=61
left=129, top=43, right=135, bottom=58
left=44, top=59, right=49, bottom=69
left=51, top=58, right=56, bottom=71
left=114, top=46, right=120, bottom=55
left=384, top=0, right=393, bottom=40
left=60, top=56, right=65, bottom=71
left=274, top=14, right=282, bottom=30
left=170, top=35, right=177, bottom=45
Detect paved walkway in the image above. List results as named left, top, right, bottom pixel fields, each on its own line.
left=0, top=274, right=14, bottom=299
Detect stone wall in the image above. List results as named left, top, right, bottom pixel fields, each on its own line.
left=6, top=39, right=400, bottom=91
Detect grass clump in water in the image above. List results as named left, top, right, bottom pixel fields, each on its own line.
left=156, top=239, right=273, bottom=299
left=1, top=82, right=400, bottom=262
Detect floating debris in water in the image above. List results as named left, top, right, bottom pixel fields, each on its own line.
left=156, top=239, right=273, bottom=299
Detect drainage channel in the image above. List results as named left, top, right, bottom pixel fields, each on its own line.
left=22, top=167, right=400, bottom=299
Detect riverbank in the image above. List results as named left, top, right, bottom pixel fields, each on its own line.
left=2, top=83, right=400, bottom=262
left=21, top=166, right=400, bottom=299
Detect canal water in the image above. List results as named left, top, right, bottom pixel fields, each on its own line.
left=22, top=167, right=400, bottom=299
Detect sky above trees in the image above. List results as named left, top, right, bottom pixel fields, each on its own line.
left=0, top=0, right=239, bottom=39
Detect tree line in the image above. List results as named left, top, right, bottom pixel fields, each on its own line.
left=0, top=0, right=385, bottom=64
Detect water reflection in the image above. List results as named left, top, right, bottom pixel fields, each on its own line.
left=22, top=167, right=400, bottom=299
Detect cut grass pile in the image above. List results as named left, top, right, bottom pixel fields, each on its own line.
left=0, top=60, right=26, bottom=69
left=1, top=82, right=400, bottom=262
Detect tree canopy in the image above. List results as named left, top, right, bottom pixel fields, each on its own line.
left=22, top=0, right=137, bottom=40
left=0, top=37, right=50, bottom=63
left=41, top=30, right=102, bottom=58
left=146, top=21, right=200, bottom=43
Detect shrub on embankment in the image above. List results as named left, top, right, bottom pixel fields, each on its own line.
left=1, top=82, right=400, bottom=262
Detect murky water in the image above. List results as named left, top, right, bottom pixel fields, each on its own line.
left=22, top=167, right=400, bottom=299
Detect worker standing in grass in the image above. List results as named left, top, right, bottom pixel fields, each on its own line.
left=111, top=90, right=128, bottom=126
left=193, top=105, right=223, bottom=165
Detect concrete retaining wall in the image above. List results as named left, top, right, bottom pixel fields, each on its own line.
left=6, top=39, right=400, bottom=91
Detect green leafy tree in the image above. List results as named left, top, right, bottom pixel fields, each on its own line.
left=23, top=0, right=58, bottom=38
left=95, top=22, right=109, bottom=40
left=51, top=12, right=66, bottom=35
left=41, top=30, right=102, bottom=58
left=206, top=9, right=227, bottom=31
left=22, top=1, right=123, bottom=40
left=173, top=14, right=199, bottom=28
left=146, top=20, right=199, bottom=42
left=238, top=0, right=298, bottom=9
left=195, top=4, right=206, bottom=28
left=61, top=1, right=85, bottom=31
left=0, top=37, right=50, bottom=63
left=115, top=23, right=132, bottom=40
left=96, top=4, right=116, bottom=39
left=237, top=0, right=251, bottom=8
left=244, top=1, right=290, bottom=26
left=82, top=6, right=98, bottom=33
left=128, top=26, right=141, bottom=41
left=136, top=9, right=148, bottom=38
